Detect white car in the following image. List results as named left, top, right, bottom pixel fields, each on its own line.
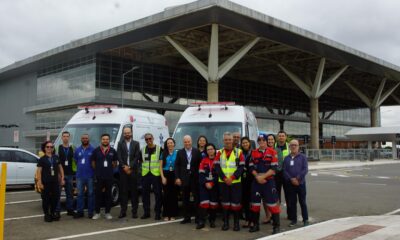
left=0, top=147, right=39, bottom=186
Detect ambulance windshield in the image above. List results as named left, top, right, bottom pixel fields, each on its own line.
left=54, top=123, right=120, bottom=149
left=173, top=122, right=242, bottom=149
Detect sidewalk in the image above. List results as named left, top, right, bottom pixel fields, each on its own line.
left=257, top=215, right=400, bottom=240
left=308, top=159, right=400, bottom=170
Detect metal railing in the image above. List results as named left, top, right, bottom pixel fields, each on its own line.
left=305, top=148, right=395, bottom=161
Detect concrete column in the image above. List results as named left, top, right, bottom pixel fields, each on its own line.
left=392, top=138, right=397, bottom=159
left=310, top=98, right=319, bottom=149
left=370, top=107, right=378, bottom=127
left=279, top=119, right=285, bottom=131
left=207, top=82, right=219, bottom=102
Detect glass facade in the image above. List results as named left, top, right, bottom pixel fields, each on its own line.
left=31, top=53, right=371, bottom=154
left=37, top=62, right=96, bottom=104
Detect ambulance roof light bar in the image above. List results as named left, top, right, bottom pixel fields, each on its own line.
left=190, top=102, right=235, bottom=111
left=78, top=105, right=118, bottom=114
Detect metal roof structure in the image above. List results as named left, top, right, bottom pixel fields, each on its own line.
left=1, top=0, right=400, bottom=113
left=345, top=127, right=400, bottom=141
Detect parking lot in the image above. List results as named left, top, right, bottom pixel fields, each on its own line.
left=4, top=163, right=400, bottom=240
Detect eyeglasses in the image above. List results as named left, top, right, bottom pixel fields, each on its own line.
left=45, top=146, right=54, bottom=149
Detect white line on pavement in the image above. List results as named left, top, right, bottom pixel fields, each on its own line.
left=46, top=218, right=183, bottom=240
left=6, top=199, right=42, bottom=205
left=384, top=208, right=400, bottom=215
left=359, top=183, right=387, bottom=186
left=6, top=190, right=36, bottom=195
left=377, top=176, right=391, bottom=179
left=314, top=180, right=338, bottom=184
left=5, top=212, right=67, bottom=221
left=336, top=175, right=349, bottom=178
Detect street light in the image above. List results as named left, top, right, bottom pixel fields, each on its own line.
left=121, top=66, right=140, bottom=108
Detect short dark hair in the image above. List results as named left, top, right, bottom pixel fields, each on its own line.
left=277, top=130, right=287, bottom=136
left=144, top=133, right=153, bottom=138
left=267, top=134, right=276, bottom=141
left=101, top=133, right=110, bottom=139
left=62, top=131, right=70, bottom=136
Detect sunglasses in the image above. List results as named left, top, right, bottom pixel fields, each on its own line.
left=45, top=146, right=54, bottom=149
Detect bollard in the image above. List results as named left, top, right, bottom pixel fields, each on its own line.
left=0, top=163, right=7, bottom=240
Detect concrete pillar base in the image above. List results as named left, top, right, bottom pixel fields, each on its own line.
left=310, top=98, right=319, bottom=149
left=207, top=81, right=219, bottom=102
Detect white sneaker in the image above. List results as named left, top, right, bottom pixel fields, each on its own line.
left=105, top=213, right=113, bottom=220
left=92, top=213, right=101, bottom=220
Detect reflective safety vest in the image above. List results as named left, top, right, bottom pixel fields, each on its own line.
left=218, top=147, right=242, bottom=184
left=141, top=145, right=161, bottom=176
left=275, top=142, right=289, bottom=171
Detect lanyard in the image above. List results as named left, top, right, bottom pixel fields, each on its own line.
left=63, top=147, right=69, bottom=160
left=101, top=146, right=110, bottom=160
left=48, top=156, right=54, bottom=168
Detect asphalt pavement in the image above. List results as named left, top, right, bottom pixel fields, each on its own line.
left=4, top=159, right=400, bottom=240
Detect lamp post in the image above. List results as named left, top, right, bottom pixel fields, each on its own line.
left=121, top=66, right=140, bottom=108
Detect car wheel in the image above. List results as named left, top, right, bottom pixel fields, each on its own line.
left=111, top=179, right=120, bottom=206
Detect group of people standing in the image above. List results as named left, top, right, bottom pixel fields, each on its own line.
left=36, top=128, right=309, bottom=235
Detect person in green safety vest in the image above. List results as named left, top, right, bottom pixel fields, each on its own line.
left=214, top=132, right=245, bottom=231
left=140, top=133, right=163, bottom=220
left=274, top=130, right=290, bottom=219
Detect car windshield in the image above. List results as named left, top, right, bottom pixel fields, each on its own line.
left=173, top=122, right=242, bottom=149
left=54, top=124, right=120, bottom=149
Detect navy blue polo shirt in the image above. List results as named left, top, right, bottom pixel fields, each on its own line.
left=91, top=146, right=118, bottom=179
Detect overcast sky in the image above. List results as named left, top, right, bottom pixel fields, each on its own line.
left=0, top=0, right=399, bottom=126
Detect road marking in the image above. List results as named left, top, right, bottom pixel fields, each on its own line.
left=377, top=176, right=391, bottom=179
left=5, top=212, right=67, bottom=221
left=314, top=180, right=338, bottom=184
left=311, top=173, right=318, bottom=176
left=384, top=208, right=400, bottom=215
left=360, top=183, right=387, bottom=186
left=336, top=174, right=349, bottom=178
left=6, top=190, right=36, bottom=195
left=6, top=199, right=42, bottom=205
left=47, top=218, right=183, bottom=240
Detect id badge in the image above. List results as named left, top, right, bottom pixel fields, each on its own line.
left=81, top=158, right=85, bottom=164
left=186, top=163, right=190, bottom=170
left=65, top=161, right=68, bottom=166
left=104, top=161, right=108, bottom=167
left=290, top=160, right=294, bottom=166
left=209, top=172, right=213, bottom=180
left=51, top=167, right=55, bottom=176
left=169, top=166, right=173, bottom=171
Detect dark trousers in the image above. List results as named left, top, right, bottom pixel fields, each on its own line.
left=162, top=170, right=178, bottom=217
left=95, top=178, right=112, bottom=214
left=241, top=175, right=253, bottom=221
left=142, top=173, right=162, bottom=216
left=275, top=171, right=289, bottom=215
left=286, top=182, right=308, bottom=223
left=41, top=181, right=60, bottom=215
left=219, top=182, right=242, bottom=211
left=120, top=172, right=139, bottom=215
left=181, top=176, right=199, bottom=219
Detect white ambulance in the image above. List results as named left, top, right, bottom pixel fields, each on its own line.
left=172, top=102, right=259, bottom=149
left=55, top=106, right=169, bottom=149
left=53, top=105, right=169, bottom=205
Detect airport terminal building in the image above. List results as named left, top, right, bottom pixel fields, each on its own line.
left=1, top=0, right=400, bottom=153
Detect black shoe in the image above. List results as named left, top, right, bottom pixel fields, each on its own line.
left=73, top=212, right=84, bottom=219
left=88, top=213, right=93, bottom=219
left=272, top=227, right=280, bottom=234
left=132, top=213, right=138, bottom=219
left=196, top=222, right=205, bottom=229
left=67, top=210, right=75, bottom=216
left=180, top=218, right=191, bottom=224
left=209, top=220, right=216, bottom=228
left=44, top=214, right=53, bottom=222
left=249, top=224, right=260, bottom=233
left=118, top=212, right=127, bottom=219
left=221, top=210, right=229, bottom=231
left=155, top=214, right=161, bottom=220
left=140, top=214, right=150, bottom=219
left=52, top=212, right=60, bottom=221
